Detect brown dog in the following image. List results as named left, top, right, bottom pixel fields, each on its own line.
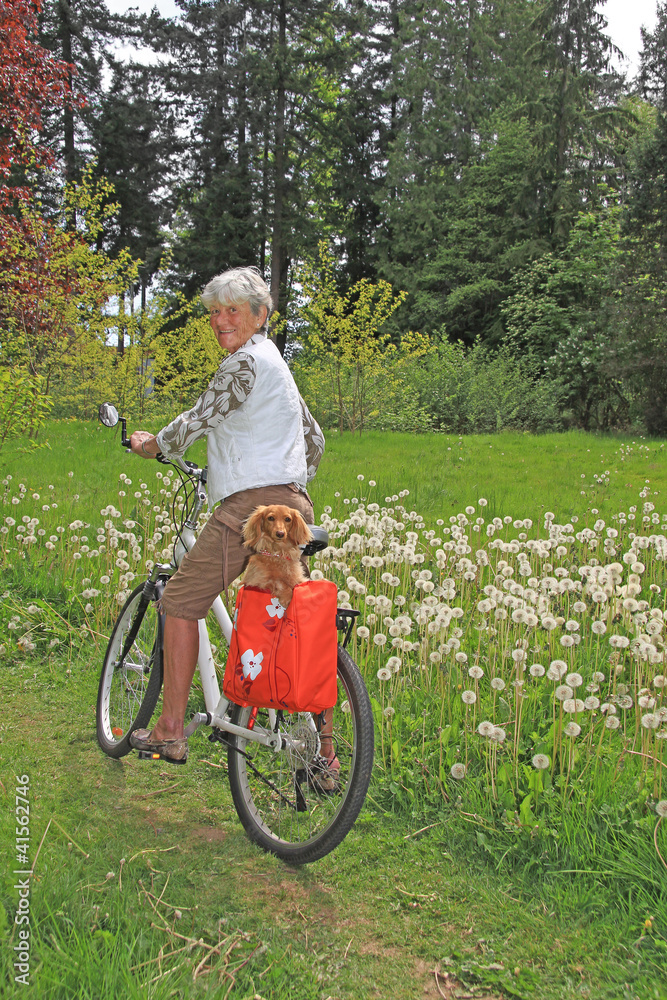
left=241, top=504, right=313, bottom=608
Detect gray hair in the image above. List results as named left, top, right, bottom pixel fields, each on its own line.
left=201, top=268, right=272, bottom=330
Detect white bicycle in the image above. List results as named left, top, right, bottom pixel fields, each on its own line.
left=95, top=404, right=374, bottom=864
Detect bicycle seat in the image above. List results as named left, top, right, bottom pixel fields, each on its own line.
left=301, top=525, right=329, bottom=556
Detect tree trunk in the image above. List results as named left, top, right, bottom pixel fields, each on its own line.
left=58, top=0, right=76, bottom=225
left=117, top=291, right=125, bottom=358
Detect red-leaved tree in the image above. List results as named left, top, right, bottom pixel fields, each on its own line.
left=0, top=1, right=80, bottom=443
left=0, top=0, right=71, bottom=206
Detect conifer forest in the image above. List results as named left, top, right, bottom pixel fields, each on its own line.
left=2, top=0, right=667, bottom=436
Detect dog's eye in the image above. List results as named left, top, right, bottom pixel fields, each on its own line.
left=267, top=515, right=274, bottom=522
left=285, top=516, right=291, bottom=523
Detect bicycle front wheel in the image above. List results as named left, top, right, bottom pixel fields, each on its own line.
left=96, top=582, right=164, bottom=758
left=227, top=645, right=374, bottom=864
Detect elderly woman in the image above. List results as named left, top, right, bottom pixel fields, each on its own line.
left=128, top=267, right=324, bottom=763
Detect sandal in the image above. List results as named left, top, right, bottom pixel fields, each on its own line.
left=309, top=751, right=340, bottom=793
left=129, top=728, right=188, bottom=764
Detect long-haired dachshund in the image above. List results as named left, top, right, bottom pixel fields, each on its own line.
left=241, top=504, right=313, bottom=608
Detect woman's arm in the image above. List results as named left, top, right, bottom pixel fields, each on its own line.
left=300, top=395, right=325, bottom=480
left=129, top=431, right=160, bottom=458
left=154, top=353, right=257, bottom=460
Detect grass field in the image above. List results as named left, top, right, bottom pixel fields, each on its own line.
left=3, top=421, right=663, bottom=522
left=1, top=420, right=667, bottom=999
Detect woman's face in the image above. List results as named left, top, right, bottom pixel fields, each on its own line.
left=209, top=300, right=267, bottom=354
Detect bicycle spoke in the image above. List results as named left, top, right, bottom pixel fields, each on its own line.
left=227, top=646, right=374, bottom=863
left=96, top=584, right=164, bottom=757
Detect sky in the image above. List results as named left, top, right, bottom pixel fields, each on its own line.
left=603, top=0, right=658, bottom=74
left=105, top=0, right=660, bottom=77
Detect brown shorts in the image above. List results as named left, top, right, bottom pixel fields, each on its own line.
left=160, top=484, right=315, bottom=620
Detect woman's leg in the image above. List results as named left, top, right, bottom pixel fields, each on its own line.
left=149, top=616, right=199, bottom=740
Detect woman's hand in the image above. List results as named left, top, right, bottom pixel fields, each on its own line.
left=130, top=431, right=158, bottom=458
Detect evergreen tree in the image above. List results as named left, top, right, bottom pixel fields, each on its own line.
left=38, top=0, right=140, bottom=187
left=309, top=0, right=398, bottom=287
left=364, top=0, right=545, bottom=338
left=91, top=62, right=181, bottom=306
left=526, top=0, right=626, bottom=242
left=155, top=1, right=258, bottom=298
left=638, top=1, right=667, bottom=108
left=159, top=0, right=351, bottom=353
left=617, top=3, right=667, bottom=432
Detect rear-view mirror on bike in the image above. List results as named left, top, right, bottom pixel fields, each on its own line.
left=98, top=402, right=119, bottom=428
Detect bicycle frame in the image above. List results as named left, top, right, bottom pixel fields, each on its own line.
left=98, top=402, right=332, bottom=757
left=97, top=403, right=374, bottom=863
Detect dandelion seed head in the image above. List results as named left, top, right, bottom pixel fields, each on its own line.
left=532, top=753, right=550, bottom=770
left=477, top=721, right=495, bottom=736
left=548, top=660, right=568, bottom=680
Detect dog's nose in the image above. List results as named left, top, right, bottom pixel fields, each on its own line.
left=275, top=530, right=285, bottom=538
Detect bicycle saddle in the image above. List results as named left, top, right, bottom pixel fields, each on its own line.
left=301, top=525, right=329, bottom=556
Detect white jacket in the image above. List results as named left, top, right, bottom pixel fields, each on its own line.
left=205, top=338, right=307, bottom=505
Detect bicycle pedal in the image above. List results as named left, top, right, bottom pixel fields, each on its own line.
left=137, top=750, right=163, bottom=760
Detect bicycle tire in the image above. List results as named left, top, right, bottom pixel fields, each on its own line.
left=96, top=581, right=165, bottom=758
left=226, top=645, right=374, bottom=864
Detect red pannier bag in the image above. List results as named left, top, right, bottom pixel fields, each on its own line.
left=223, top=580, right=338, bottom=713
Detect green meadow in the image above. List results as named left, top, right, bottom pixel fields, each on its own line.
left=1, top=421, right=666, bottom=1000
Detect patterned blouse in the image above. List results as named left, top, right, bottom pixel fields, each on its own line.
left=155, top=333, right=325, bottom=481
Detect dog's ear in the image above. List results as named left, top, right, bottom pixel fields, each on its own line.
left=289, top=510, right=313, bottom=546
left=243, top=506, right=266, bottom=548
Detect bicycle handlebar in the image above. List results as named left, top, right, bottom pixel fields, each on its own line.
left=97, top=402, right=204, bottom=478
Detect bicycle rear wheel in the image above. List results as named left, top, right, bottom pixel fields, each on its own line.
left=96, top=581, right=164, bottom=758
left=227, top=646, right=374, bottom=864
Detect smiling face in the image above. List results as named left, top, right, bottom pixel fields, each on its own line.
left=209, top=299, right=268, bottom=354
